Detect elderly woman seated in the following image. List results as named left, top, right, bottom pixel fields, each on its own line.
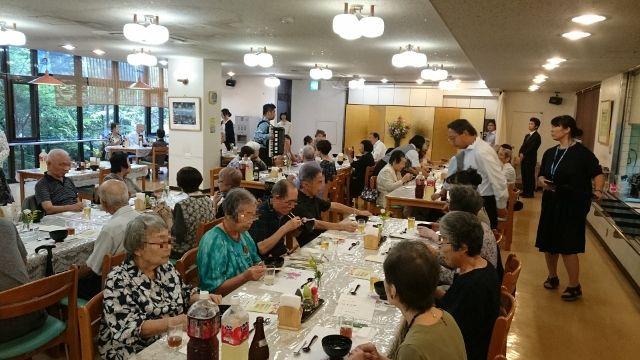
left=348, top=241, right=466, bottom=360
left=99, top=214, right=221, bottom=359
left=171, top=167, right=214, bottom=259
left=376, top=150, right=414, bottom=209
left=197, top=188, right=265, bottom=295
left=498, top=144, right=516, bottom=184
left=213, top=167, right=243, bottom=218
left=103, top=151, right=142, bottom=197
left=435, top=211, right=500, bottom=360
left=418, top=185, right=499, bottom=284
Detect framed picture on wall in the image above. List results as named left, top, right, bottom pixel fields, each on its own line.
left=169, top=97, right=201, bottom=131
left=598, top=100, right=613, bottom=145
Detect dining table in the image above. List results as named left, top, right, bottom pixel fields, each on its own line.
left=385, top=167, right=449, bottom=217
left=105, top=144, right=153, bottom=159
left=131, top=217, right=428, bottom=360
left=238, top=161, right=353, bottom=192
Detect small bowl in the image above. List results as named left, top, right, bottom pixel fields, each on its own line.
left=263, top=256, right=284, bottom=269
left=49, top=229, right=68, bottom=242
left=322, top=335, right=352, bottom=359
left=89, top=164, right=100, bottom=171
left=374, top=280, right=387, bottom=300
left=355, top=215, right=369, bottom=223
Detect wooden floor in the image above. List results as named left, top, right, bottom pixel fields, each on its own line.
left=14, top=176, right=640, bottom=359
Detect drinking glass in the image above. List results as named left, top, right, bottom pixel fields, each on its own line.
left=369, top=273, right=381, bottom=293
left=339, top=315, right=354, bottom=339
left=407, top=217, right=416, bottom=231
left=82, top=200, right=92, bottom=220
left=320, top=238, right=330, bottom=250
left=263, top=266, right=276, bottom=286
left=167, top=317, right=183, bottom=351
left=357, top=219, right=366, bottom=235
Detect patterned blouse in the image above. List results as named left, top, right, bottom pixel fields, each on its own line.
left=107, top=133, right=124, bottom=146
left=98, top=259, right=195, bottom=360
left=197, top=226, right=261, bottom=292
left=320, top=159, right=337, bottom=182
left=171, top=194, right=214, bottom=259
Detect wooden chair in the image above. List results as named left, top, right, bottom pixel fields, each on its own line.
left=367, top=176, right=381, bottom=215
left=139, top=146, right=169, bottom=181
left=497, top=184, right=519, bottom=251
left=501, top=253, right=522, bottom=296
left=493, top=356, right=508, bottom=360
left=487, top=290, right=516, bottom=360
left=492, top=228, right=504, bottom=249
left=0, top=268, right=80, bottom=360
left=100, top=252, right=126, bottom=289
left=77, top=292, right=104, bottom=360
left=210, top=167, right=224, bottom=195
left=175, top=247, right=200, bottom=287
left=98, top=168, right=110, bottom=184
left=194, top=218, right=224, bottom=247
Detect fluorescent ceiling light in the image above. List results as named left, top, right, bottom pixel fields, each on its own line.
left=61, top=44, right=75, bottom=51
left=547, top=57, right=567, bottom=64
left=529, top=84, right=540, bottom=91
left=533, top=77, right=546, bottom=84
left=562, top=31, right=591, bottom=40
left=543, top=63, right=559, bottom=70
left=571, top=14, right=606, bottom=25
left=380, top=78, right=388, bottom=83
left=93, top=49, right=106, bottom=56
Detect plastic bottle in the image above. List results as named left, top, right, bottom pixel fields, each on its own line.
left=245, top=157, right=254, bottom=181
left=248, top=317, right=269, bottom=360
left=239, top=156, right=247, bottom=179
left=415, top=171, right=425, bottom=199
left=187, top=291, right=220, bottom=360
left=39, top=150, right=48, bottom=173
left=425, top=172, right=436, bottom=199
left=221, top=296, right=250, bottom=359
left=253, top=164, right=260, bottom=181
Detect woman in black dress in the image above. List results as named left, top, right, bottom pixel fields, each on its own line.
left=536, top=115, right=604, bottom=301
left=349, top=139, right=375, bottom=201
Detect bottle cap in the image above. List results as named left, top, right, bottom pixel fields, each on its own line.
left=199, top=290, right=209, bottom=299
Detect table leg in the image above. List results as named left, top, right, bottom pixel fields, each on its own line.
left=141, top=175, right=146, bottom=191
left=19, top=173, right=26, bottom=203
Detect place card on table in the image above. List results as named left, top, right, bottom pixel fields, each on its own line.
left=259, top=267, right=315, bottom=294
left=38, top=224, right=67, bottom=232
left=245, top=300, right=278, bottom=314
left=294, top=325, right=376, bottom=359
left=333, top=293, right=376, bottom=322
left=350, top=267, right=370, bottom=279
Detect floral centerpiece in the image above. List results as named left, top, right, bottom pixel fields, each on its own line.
left=308, top=255, right=323, bottom=287
left=388, top=116, right=410, bottom=147
left=20, top=209, right=41, bottom=231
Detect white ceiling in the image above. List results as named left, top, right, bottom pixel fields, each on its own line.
left=430, top=0, right=640, bottom=92
left=0, top=0, right=482, bottom=83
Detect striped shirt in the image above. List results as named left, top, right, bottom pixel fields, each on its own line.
left=34, top=173, right=78, bottom=208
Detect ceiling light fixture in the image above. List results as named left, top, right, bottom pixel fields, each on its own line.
left=533, top=77, right=546, bottom=84
left=438, top=78, right=460, bottom=91
left=529, top=84, right=540, bottom=91
left=542, top=63, right=559, bottom=70
left=244, top=47, right=273, bottom=68
left=227, top=71, right=235, bottom=77
left=420, top=64, right=448, bottom=81
left=127, top=48, right=157, bottom=67
left=478, top=80, right=486, bottom=87
left=332, top=3, right=384, bottom=40
left=264, top=75, right=280, bottom=88
left=0, top=22, right=26, bottom=46
left=547, top=57, right=567, bottom=64
left=416, top=79, right=424, bottom=85
left=571, top=14, right=606, bottom=25
left=392, top=44, right=427, bottom=68
left=61, top=44, right=76, bottom=51
left=309, top=64, right=333, bottom=80
left=348, top=76, right=366, bottom=89
left=562, top=30, right=591, bottom=40
left=29, top=58, right=64, bottom=86
left=158, top=59, right=168, bottom=66
left=93, top=49, right=106, bottom=56
left=380, top=78, right=388, bottom=83
left=123, top=14, right=169, bottom=45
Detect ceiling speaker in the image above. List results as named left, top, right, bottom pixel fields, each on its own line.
left=225, top=78, right=236, bottom=87
left=549, top=96, right=563, bottom=105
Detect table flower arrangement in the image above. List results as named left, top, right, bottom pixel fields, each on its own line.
left=20, top=209, right=41, bottom=231
left=388, top=116, right=410, bottom=147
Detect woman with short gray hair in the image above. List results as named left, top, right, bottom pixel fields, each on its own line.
left=99, top=214, right=221, bottom=359
left=197, top=188, right=265, bottom=295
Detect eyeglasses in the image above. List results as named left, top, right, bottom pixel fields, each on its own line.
left=239, top=212, right=259, bottom=221
left=144, top=237, right=174, bottom=249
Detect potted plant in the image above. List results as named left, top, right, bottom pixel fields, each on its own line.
left=388, top=116, right=410, bottom=147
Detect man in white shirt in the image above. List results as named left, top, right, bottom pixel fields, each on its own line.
left=446, top=119, right=508, bottom=229
left=127, top=123, right=148, bottom=146
left=369, top=132, right=387, bottom=162
left=77, top=179, right=139, bottom=299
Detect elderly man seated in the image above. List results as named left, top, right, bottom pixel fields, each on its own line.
left=293, top=165, right=370, bottom=246
left=227, top=144, right=268, bottom=172
left=249, top=179, right=302, bottom=259
left=34, top=149, right=83, bottom=215
left=126, top=123, right=148, bottom=146
left=103, top=151, right=142, bottom=197
left=213, top=167, right=243, bottom=218
left=77, top=179, right=139, bottom=299
left=198, top=188, right=265, bottom=295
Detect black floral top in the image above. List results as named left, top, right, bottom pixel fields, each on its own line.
left=171, top=194, right=215, bottom=259
left=320, top=159, right=337, bottom=182
left=99, top=259, right=195, bottom=359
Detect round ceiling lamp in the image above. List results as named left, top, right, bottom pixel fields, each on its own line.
left=348, top=77, right=365, bottom=89
left=244, top=47, right=273, bottom=68
left=127, top=48, right=158, bottom=67
left=321, top=67, right=333, bottom=80
left=333, top=3, right=384, bottom=40
left=123, top=15, right=169, bottom=45
left=310, top=65, right=333, bottom=80
left=438, top=78, right=461, bottom=91
left=264, top=75, right=280, bottom=88
left=420, top=65, right=449, bottom=81
left=244, top=48, right=259, bottom=67
left=0, top=22, right=26, bottom=46
left=391, top=45, right=427, bottom=68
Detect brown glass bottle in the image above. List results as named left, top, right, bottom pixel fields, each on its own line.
left=248, top=317, right=269, bottom=360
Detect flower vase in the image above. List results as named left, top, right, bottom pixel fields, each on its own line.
left=22, top=221, right=32, bottom=232
left=394, top=138, right=401, bottom=147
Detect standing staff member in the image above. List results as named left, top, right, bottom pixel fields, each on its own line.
left=518, top=117, right=542, bottom=198
left=221, top=108, right=235, bottom=151
left=254, top=103, right=276, bottom=167
left=536, top=115, right=604, bottom=301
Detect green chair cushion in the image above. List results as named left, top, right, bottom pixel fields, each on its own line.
left=60, top=296, right=88, bottom=307
left=0, top=315, right=66, bottom=358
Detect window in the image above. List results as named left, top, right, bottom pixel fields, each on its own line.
left=38, top=86, right=78, bottom=140
left=12, top=83, right=34, bottom=138
left=151, top=107, right=160, bottom=133
left=0, top=80, right=5, bottom=132
left=12, top=144, right=36, bottom=173
left=8, top=47, right=31, bottom=76
left=118, top=62, right=138, bottom=82
left=83, top=104, right=114, bottom=139
left=37, top=50, right=74, bottom=75
left=119, top=105, right=145, bottom=136
left=82, top=57, right=112, bottom=79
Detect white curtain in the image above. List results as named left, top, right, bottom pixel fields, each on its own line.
left=494, top=92, right=507, bottom=145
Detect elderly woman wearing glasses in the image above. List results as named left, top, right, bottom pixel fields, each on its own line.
left=99, top=214, right=221, bottom=359
left=198, top=188, right=265, bottom=295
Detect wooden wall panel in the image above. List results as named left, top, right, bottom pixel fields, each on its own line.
left=383, top=106, right=434, bottom=148
left=459, top=108, right=487, bottom=135
left=344, top=105, right=370, bottom=152
left=432, top=107, right=461, bottom=161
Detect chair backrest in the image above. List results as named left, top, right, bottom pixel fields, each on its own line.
left=98, top=167, right=110, bottom=184
left=78, top=291, right=104, bottom=360
left=370, top=175, right=377, bottom=190
left=175, top=247, right=200, bottom=287
left=194, top=217, right=224, bottom=247
left=0, top=268, right=79, bottom=359
left=210, top=167, right=223, bottom=195
left=101, top=252, right=126, bottom=289
left=487, top=290, right=516, bottom=360
left=364, top=166, right=375, bottom=188
left=502, top=253, right=522, bottom=296
left=492, top=228, right=504, bottom=248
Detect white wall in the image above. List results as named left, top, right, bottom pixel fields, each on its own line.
left=594, top=74, right=626, bottom=168
left=503, top=91, right=577, bottom=160
left=221, top=76, right=277, bottom=141
left=291, top=79, right=347, bottom=152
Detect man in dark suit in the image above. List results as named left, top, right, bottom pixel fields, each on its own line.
left=518, top=117, right=542, bottom=197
